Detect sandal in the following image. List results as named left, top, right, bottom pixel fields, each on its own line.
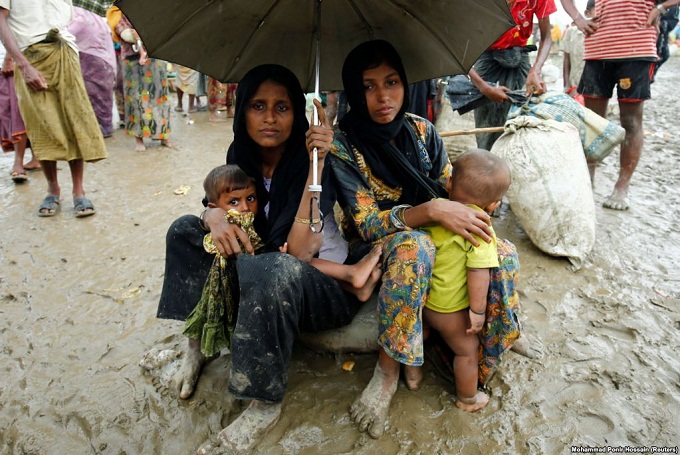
left=38, top=195, right=61, bottom=217
left=11, top=172, right=28, bottom=183
left=74, top=197, right=96, bottom=218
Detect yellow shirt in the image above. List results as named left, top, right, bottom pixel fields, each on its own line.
left=422, top=205, right=499, bottom=313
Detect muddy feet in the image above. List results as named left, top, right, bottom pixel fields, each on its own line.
left=196, top=401, right=281, bottom=454
left=455, top=390, right=489, bottom=412
left=603, top=188, right=629, bottom=211
left=402, top=364, right=423, bottom=391
left=510, top=334, right=544, bottom=359
left=350, top=363, right=398, bottom=439
left=172, top=344, right=208, bottom=399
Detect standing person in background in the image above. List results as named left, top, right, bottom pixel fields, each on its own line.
left=0, top=41, right=39, bottom=183
left=68, top=6, right=116, bottom=137
left=106, top=5, right=125, bottom=128
left=648, top=0, right=680, bottom=81
left=175, top=65, right=200, bottom=113
left=561, top=0, right=594, bottom=101
left=563, top=0, right=659, bottom=210
left=0, top=0, right=107, bottom=217
left=113, top=13, right=172, bottom=152
left=468, top=0, right=557, bottom=151
left=207, top=77, right=236, bottom=122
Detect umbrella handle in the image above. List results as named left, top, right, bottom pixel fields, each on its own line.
left=308, top=102, right=322, bottom=193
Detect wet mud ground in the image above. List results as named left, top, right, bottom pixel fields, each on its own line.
left=0, top=56, right=678, bottom=454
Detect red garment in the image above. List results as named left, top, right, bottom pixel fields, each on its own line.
left=489, top=0, right=557, bottom=50
left=583, top=0, right=657, bottom=61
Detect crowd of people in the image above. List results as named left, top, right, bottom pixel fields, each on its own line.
left=1, top=0, right=678, bottom=453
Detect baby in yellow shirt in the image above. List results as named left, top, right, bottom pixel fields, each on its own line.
left=422, top=149, right=511, bottom=412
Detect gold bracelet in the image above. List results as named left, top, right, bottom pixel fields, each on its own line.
left=294, top=216, right=321, bottom=224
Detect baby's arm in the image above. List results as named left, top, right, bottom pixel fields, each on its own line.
left=466, top=268, right=491, bottom=335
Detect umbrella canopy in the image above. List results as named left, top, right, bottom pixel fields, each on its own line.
left=115, top=0, right=514, bottom=92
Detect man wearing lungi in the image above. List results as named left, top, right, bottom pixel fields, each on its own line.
left=0, top=0, right=107, bottom=217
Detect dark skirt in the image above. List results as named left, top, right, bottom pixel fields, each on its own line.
left=157, top=215, right=361, bottom=402
left=473, top=50, right=531, bottom=150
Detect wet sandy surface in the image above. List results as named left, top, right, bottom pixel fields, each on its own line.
left=0, top=57, right=678, bottom=454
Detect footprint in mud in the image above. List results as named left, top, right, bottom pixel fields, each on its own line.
left=575, top=412, right=616, bottom=438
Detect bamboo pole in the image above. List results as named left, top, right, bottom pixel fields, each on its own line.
left=439, top=126, right=505, bottom=137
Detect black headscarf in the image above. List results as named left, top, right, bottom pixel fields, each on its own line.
left=339, top=40, right=447, bottom=205
left=225, top=64, right=309, bottom=250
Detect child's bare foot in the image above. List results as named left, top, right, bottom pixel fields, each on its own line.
left=455, top=391, right=489, bottom=412
left=134, top=137, right=146, bottom=152
left=171, top=344, right=207, bottom=399
left=603, top=188, right=629, bottom=211
left=353, top=266, right=382, bottom=302
left=402, top=364, right=423, bottom=391
left=196, top=401, right=281, bottom=454
left=350, top=362, right=398, bottom=439
left=350, top=245, right=382, bottom=289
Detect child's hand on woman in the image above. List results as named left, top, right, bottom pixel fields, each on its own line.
left=466, top=310, right=485, bottom=335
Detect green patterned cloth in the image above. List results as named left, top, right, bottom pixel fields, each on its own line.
left=183, top=210, right=263, bottom=356
left=72, top=0, right=113, bottom=17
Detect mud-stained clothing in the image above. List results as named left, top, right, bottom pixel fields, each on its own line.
left=157, top=215, right=360, bottom=402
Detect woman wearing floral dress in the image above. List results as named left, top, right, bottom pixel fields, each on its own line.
left=114, top=14, right=171, bottom=151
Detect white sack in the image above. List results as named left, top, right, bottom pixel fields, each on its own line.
left=490, top=116, right=595, bottom=269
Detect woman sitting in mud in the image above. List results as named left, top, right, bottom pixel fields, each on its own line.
left=328, top=40, right=495, bottom=438
left=157, top=64, right=383, bottom=453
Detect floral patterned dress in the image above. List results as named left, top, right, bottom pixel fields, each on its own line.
left=329, top=114, right=452, bottom=366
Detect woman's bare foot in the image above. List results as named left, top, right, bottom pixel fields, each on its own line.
left=350, top=245, right=382, bottom=289
left=603, top=188, right=629, bottom=210
left=402, top=364, right=423, bottom=391
left=510, top=334, right=543, bottom=359
left=160, top=139, right=174, bottom=149
left=134, top=137, right=146, bottom=152
left=455, top=391, right=489, bottom=412
left=350, top=361, right=399, bottom=439
left=171, top=342, right=207, bottom=399
left=353, top=266, right=382, bottom=302
left=215, top=401, right=281, bottom=453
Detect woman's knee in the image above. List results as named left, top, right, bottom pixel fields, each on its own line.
left=166, top=214, right=201, bottom=242
left=383, top=231, right=436, bottom=267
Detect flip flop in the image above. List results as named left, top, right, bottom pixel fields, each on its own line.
left=11, top=172, right=28, bottom=183
left=74, top=197, right=96, bottom=218
left=38, top=195, right=61, bottom=217
left=23, top=164, right=41, bottom=172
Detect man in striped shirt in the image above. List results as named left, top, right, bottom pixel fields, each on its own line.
left=562, top=0, right=658, bottom=211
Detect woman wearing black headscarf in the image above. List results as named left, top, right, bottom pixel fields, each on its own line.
left=157, top=64, right=361, bottom=452
left=329, top=40, right=494, bottom=438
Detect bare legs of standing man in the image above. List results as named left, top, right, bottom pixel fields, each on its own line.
left=584, top=97, right=644, bottom=210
